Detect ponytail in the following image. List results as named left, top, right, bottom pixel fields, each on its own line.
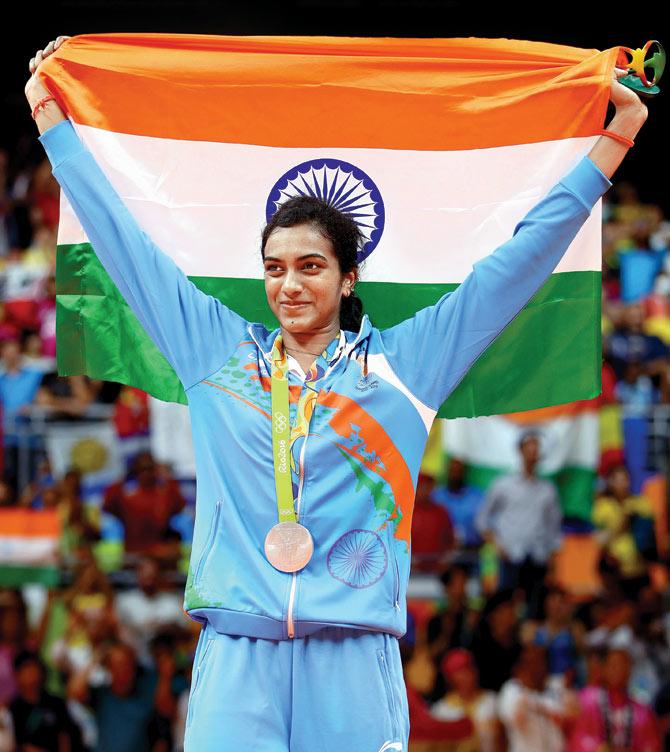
left=340, top=290, right=364, bottom=333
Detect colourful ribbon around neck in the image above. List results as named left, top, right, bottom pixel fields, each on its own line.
left=270, top=331, right=342, bottom=524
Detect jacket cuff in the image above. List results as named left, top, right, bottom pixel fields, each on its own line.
left=37, top=118, right=86, bottom=171
left=559, top=154, right=612, bottom=210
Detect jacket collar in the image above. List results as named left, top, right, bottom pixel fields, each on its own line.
left=247, top=314, right=372, bottom=369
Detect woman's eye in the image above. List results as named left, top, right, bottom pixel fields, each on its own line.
left=303, top=262, right=319, bottom=270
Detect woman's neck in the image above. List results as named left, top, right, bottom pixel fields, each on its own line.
left=281, top=322, right=341, bottom=373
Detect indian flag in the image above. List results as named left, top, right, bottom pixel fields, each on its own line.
left=38, top=34, right=619, bottom=418
left=442, top=399, right=600, bottom=520
left=0, top=509, right=61, bottom=586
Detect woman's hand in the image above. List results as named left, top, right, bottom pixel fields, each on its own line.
left=586, top=64, right=649, bottom=181
left=25, top=36, right=70, bottom=107
left=610, top=65, right=649, bottom=120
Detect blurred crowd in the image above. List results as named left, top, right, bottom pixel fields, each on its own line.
left=1, top=144, right=670, bottom=751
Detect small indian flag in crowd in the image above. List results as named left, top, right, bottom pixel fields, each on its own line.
left=442, top=399, right=600, bottom=520
left=39, top=34, right=618, bottom=417
left=0, top=509, right=61, bottom=586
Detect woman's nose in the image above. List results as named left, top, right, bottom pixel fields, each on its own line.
left=282, top=270, right=302, bottom=295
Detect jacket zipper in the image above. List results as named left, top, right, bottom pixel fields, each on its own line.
left=248, top=322, right=370, bottom=639
left=287, top=429, right=309, bottom=638
left=393, top=550, right=400, bottom=609
left=387, top=523, right=400, bottom=609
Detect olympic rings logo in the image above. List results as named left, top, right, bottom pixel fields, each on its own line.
left=274, top=412, right=287, bottom=433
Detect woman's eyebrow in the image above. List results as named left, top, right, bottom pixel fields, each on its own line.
left=263, top=253, right=328, bottom=262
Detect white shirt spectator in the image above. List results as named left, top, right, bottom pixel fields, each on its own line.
left=475, top=471, right=562, bottom=564
left=0, top=706, right=14, bottom=752
left=432, top=689, right=498, bottom=752
left=498, top=678, right=564, bottom=752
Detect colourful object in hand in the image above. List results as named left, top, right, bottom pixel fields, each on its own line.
left=617, top=40, right=665, bottom=97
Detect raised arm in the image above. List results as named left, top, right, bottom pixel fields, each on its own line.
left=380, top=67, right=648, bottom=412
left=26, top=37, right=249, bottom=392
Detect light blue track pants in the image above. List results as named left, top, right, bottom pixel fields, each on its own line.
left=183, top=621, right=410, bottom=751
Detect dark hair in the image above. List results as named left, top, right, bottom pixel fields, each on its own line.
left=13, top=649, right=45, bottom=676
left=605, top=463, right=628, bottom=479
left=439, top=562, right=469, bottom=588
left=517, top=429, right=541, bottom=452
left=261, top=196, right=365, bottom=332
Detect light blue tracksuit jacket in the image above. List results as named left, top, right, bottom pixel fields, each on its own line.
left=38, top=117, right=611, bottom=641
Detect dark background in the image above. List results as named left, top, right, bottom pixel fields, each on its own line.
left=2, top=0, right=668, bottom=211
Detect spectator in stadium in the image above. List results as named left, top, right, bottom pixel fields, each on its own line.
left=0, top=480, right=16, bottom=507
left=653, top=679, right=670, bottom=752
left=569, top=643, right=662, bottom=752
left=28, top=158, right=59, bottom=233
left=56, top=465, right=80, bottom=499
left=426, top=564, right=475, bottom=702
left=49, top=555, right=119, bottom=682
left=593, top=463, right=655, bottom=599
left=35, top=272, right=57, bottom=358
left=171, top=658, right=192, bottom=752
left=0, top=705, right=13, bottom=752
left=409, top=471, right=456, bottom=574
left=115, top=556, right=189, bottom=668
left=605, top=301, right=670, bottom=388
left=68, top=640, right=178, bottom=752
left=9, top=650, right=80, bottom=752
left=523, top=585, right=584, bottom=688
left=102, top=450, right=186, bottom=558
left=148, top=632, right=190, bottom=752
left=0, top=590, right=30, bottom=707
left=610, top=182, right=660, bottom=227
left=399, top=642, right=474, bottom=751
left=475, top=429, right=562, bottom=619
left=469, top=588, right=522, bottom=693
left=617, top=215, right=667, bottom=304
left=431, top=457, right=485, bottom=548
left=615, top=358, right=659, bottom=417
left=0, top=301, right=21, bottom=345
left=0, top=337, right=44, bottom=491
left=34, top=371, right=95, bottom=421
left=498, top=644, right=567, bottom=752
left=20, top=328, right=54, bottom=373
left=582, top=643, right=608, bottom=690
left=50, top=484, right=101, bottom=563
left=431, top=648, right=500, bottom=752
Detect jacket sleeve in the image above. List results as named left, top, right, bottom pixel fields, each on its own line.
left=38, top=117, right=250, bottom=392
left=379, top=154, right=612, bottom=412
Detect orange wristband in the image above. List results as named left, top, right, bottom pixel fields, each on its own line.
left=597, top=129, right=635, bottom=148
left=31, top=95, right=56, bottom=120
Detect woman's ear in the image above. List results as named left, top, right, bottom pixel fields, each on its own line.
left=343, top=269, right=358, bottom=296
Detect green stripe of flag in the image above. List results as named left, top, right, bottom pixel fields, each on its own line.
left=56, top=242, right=601, bottom=418
left=0, top=565, right=60, bottom=587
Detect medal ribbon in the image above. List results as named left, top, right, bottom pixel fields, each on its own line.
left=270, top=331, right=342, bottom=525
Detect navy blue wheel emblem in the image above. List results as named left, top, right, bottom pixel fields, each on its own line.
left=327, top=529, right=388, bottom=588
left=266, top=159, right=385, bottom=263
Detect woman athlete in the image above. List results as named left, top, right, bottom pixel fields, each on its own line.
left=26, top=36, right=648, bottom=752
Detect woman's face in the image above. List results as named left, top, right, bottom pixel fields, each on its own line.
left=263, top=223, right=355, bottom=336
left=608, top=467, right=630, bottom=498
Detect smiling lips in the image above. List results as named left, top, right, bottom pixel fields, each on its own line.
left=281, top=302, right=310, bottom=307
